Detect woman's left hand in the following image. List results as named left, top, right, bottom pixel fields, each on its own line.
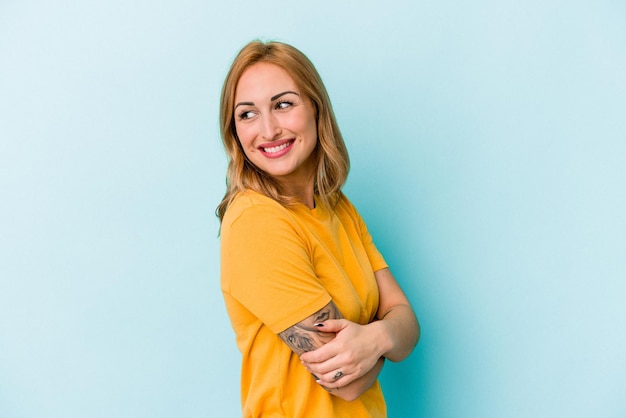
left=299, top=319, right=386, bottom=389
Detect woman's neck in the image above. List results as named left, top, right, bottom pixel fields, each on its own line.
left=276, top=177, right=315, bottom=209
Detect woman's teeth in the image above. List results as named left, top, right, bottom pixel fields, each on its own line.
left=263, top=141, right=291, bottom=154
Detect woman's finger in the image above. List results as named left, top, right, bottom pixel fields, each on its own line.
left=317, top=371, right=355, bottom=390
left=302, top=356, right=341, bottom=376
left=315, top=367, right=356, bottom=386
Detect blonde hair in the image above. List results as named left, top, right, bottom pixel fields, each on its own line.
left=216, top=40, right=349, bottom=222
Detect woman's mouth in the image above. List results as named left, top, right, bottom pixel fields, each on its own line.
left=260, top=140, right=294, bottom=157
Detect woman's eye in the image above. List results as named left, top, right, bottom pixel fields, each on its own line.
left=239, top=110, right=254, bottom=120
left=275, top=100, right=293, bottom=110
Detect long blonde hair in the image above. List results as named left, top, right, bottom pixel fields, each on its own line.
left=216, top=40, right=349, bottom=222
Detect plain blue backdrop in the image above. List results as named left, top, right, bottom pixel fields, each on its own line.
left=1, top=1, right=625, bottom=417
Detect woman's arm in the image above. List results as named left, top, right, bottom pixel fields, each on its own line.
left=300, top=268, right=419, bottom=389
left=321, top=357, right=385, bottom=402
left=371, top=267, right=420, bottom=361
left=278, top=301, right=343, bottom=354
left=278, top=301, right=385, bottom=401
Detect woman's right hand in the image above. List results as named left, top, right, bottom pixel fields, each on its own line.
left=299, top=319, right=388, bottom=390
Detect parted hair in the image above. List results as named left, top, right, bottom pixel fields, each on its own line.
left=216, top=40, right=349, bottom=222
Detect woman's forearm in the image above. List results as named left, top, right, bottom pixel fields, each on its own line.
left=325, top=357, right=385, bottom=402
left=373, top=268, right=420, bottom=362
left=376, top=304, right=420, bottom=362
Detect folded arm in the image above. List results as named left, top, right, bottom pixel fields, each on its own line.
left=278, top=301, right=384, bottom=401
left=299, top=268, right=419, bottom=389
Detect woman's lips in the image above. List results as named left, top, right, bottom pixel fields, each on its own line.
left=259, top=139, right=295, bottom=158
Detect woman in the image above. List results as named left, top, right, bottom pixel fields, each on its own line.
left=218, top=40, right=419, bottom=418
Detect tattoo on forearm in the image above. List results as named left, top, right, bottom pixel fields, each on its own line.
left=278, top=302, right=342, bottom=355
left=280, top=326, right=317, bottom=352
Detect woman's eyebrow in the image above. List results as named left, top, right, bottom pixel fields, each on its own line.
left=235, top=91, right=299, bottom=109
left=235, top=101, right=254, bottom=109
left=271, top=90, right=299, bottom=101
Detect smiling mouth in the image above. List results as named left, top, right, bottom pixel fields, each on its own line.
left=262, top=140, right=294, bottom=154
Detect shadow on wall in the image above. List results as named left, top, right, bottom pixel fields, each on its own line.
left=346, top=170, right=436, bottom=417
left=381, top=354, right=428, bottom=417
left=371, top=206, right=434, bottom=417
left=341, top=106, right=453, bottom=416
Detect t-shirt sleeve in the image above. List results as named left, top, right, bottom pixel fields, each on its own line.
left=221, top=202, right=331, bottom=334
left=346, top=198, right=388, bottom=272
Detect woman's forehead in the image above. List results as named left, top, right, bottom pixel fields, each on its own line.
left=235, top=63, right=299, bottom=101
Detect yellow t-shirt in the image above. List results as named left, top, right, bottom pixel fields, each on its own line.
left=220, top=189, right=388, bottom=418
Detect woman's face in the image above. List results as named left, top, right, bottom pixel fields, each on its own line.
left=233, top=63, right=318, bottom=186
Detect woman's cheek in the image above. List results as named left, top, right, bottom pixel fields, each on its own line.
left=236, top=126, right=254, bottom=147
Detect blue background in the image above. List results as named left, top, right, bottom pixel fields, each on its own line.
left=1, top=1, right=625, bottom=417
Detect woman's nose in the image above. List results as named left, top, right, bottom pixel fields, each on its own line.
left=260, top=113, right=280, bottom=139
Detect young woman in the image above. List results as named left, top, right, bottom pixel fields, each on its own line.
left=218, top=40, right=419, bottom=418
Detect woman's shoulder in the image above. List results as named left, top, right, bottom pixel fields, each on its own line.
left=333, top=192, right=359, bottom=217
left=231, top=188, right=280, bottom=208
left=223, top=189, right=289, bottom=226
